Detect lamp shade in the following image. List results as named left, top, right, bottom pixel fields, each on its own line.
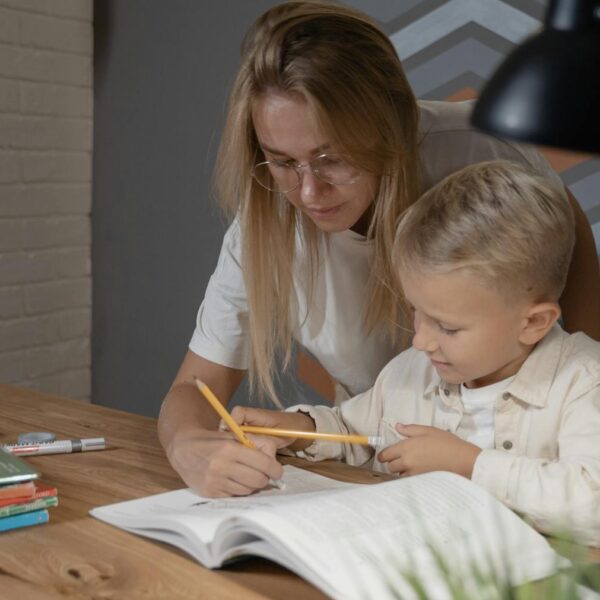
left=471, top=0, right=600, bottom=153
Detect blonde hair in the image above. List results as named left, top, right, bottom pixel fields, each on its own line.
left=215, top=1, right=420, bottom=403
left=393, top=160, right=575, bottom=303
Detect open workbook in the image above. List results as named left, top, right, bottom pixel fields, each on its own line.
left=90, top=465, right=563, bottom=600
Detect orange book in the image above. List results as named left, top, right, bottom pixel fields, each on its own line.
left=0, top=481, right=57, bottom=506
left=0, top=480, right=35, bottom=500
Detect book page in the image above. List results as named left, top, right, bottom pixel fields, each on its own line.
left=90, top=465, right=357, bottom=566
left=91, top=467, right=560, bottom=599
left=223, top=471, right=561, bottom=600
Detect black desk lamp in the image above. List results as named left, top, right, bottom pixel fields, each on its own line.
left=471, top=0, right=600, bottom=153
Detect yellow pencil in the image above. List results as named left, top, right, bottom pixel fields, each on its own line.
left=193, top=378, right=285, bottom=490
left=193, top=378, right=255, bottom=449
left=240, top=426, right=382, bottom=447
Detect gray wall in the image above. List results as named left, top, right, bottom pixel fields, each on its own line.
left=93, top=1, right=281, bottom=416
left=93, top=1, right=599, bottom=417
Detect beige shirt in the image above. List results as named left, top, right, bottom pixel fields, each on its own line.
left=288, top=326, right=600, bottom=546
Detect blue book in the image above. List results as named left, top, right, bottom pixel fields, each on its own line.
left=0, top=509, right=49, bottom=532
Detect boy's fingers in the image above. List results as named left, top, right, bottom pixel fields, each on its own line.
left=395, top=423, right=430, bottom=436
left=386, top=457, right=408, bottom=477
left=230, top=405, right=249, bottom=424
left=230, top=406, right=281, bottom=428
left=377, top=440, right=404, bottom=463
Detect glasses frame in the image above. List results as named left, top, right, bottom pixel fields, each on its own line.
left=251, top=153, right=362, bottom=193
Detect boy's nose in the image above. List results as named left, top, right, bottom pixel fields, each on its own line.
left=412, top=324, right=438, bottom=353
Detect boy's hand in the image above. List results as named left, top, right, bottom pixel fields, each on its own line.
left=377, top=424, right=481, bottom=479
left=228, top=406, right=316, bottom=451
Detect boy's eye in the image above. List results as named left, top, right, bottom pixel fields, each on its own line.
left=438, top=324, right=459, bottom=335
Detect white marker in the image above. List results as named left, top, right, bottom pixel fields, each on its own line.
left=2, top=437, right=106, bottom=456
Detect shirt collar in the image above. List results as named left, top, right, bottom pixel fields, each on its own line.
left=504, top=324, right=565, bottom=408
left=424, top=375, right=460, bottom=404
left=424, top=376, right=440, bottom=398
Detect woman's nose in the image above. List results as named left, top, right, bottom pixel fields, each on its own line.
left=299, top=167, right=327, bottom=200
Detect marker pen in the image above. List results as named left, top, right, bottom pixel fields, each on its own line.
left=2, top=438, right=106, bottom=456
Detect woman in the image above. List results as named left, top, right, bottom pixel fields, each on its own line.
left=158, top=1, right=600, bottom=497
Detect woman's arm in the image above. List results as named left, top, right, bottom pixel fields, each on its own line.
left=561, top=189, right=600, bottom=340
left=158, top=351, right=283, bottom=497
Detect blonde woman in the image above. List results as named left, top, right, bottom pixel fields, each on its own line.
left=158, top=1, right=600, bottom=497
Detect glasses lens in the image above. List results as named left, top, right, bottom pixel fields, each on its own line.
left=312, top=155, right=361, bottom=185
left=252, top=162, right=298, bottom=193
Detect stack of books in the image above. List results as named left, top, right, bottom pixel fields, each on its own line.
left=0, top=448, right=57, bottom=532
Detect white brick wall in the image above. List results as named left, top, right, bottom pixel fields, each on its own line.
left=0, top=0, right=92, bottom=401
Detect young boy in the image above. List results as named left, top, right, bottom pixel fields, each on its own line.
left=231, top=161, right=600, bottom=546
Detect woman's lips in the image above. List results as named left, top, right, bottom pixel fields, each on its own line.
left=306, top=204, right=342, bottom=218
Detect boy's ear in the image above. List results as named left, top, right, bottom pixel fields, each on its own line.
left=518, top=302, right=561, bottom=345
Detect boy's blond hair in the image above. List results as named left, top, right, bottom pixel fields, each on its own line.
left=393, top=161, right=575, bottom=303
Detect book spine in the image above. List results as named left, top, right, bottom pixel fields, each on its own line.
left=0, top=496, right=58, bottom=518
left=0, top=481, right=35, bottom=499
left=29, top=486, right=58, bottom=500
left=0, top=484, right=58, bottom=507
left=0, top=509, right=49, bottom=532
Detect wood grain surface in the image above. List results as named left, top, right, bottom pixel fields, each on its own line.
left=0, top=384, right=597, bottom=600
left=0, top=384, right=392, bottom=600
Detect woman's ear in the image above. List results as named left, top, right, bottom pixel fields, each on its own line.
left=518, top=302, right=561, bottom=345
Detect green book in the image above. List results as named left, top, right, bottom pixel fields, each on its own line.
left=0, top=495, right=58, bottom=518
left=0, top=449, right=39, bottom=485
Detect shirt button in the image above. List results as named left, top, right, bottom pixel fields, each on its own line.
left=502, top=392, right=510, bottom=400
left=502, top=440, right=513, bottom=450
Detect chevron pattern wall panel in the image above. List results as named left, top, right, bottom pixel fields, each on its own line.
left=292, top=0, right=599, bottom=403
left=345, top=0, right=600, bottom=257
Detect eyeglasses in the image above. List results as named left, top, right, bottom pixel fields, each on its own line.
left=251, top=153, right=362, bottom=193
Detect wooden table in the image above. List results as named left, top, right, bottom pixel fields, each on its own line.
left=0, top=384, right=395, bottom=599
left=0, top=384, right=598, bottom=599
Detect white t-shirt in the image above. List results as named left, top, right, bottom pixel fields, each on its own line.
left=459, top=377, right=515, bottom=449
left=189, top=100, right=564, bottom=398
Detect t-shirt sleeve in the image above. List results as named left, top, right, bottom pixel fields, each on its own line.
left=188, top=218, right=250, bottom=369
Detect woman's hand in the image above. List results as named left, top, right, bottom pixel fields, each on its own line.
left=158, top=353, right=286, bottom=498
left=377, top=424, right=481, bottom=478
left=165, top=427, right=283, bottom=498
